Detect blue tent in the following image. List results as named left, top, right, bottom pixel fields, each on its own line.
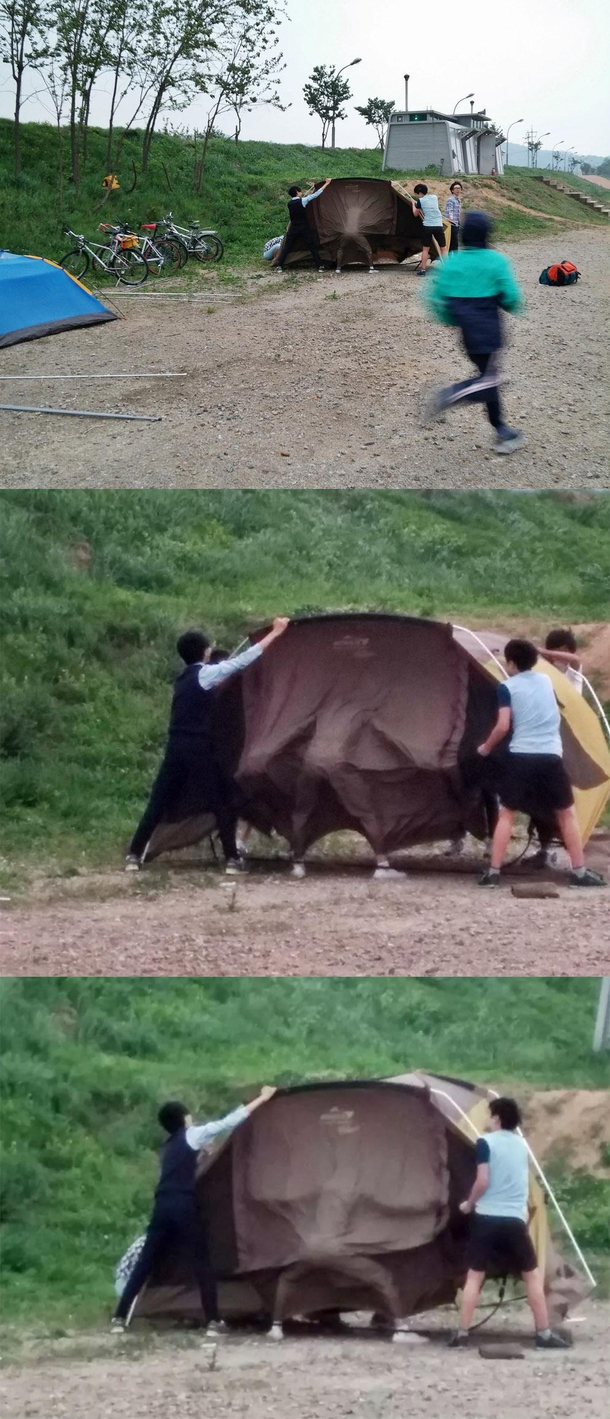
left=0, top=251, right=116, bottom=347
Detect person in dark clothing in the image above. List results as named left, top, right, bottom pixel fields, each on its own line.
left=423, top=210, right=525, bottom=455
left=125, top=618, right=290, bottom=874
left=111, top=1089, right=276, bottom=1333
left=276, top=178, right=331, bottom=271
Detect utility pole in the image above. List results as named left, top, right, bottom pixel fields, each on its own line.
left=593, top=979, right=610, bottom=1051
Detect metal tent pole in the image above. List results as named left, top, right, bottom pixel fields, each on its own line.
left=451, top=625, right=507, bottom=676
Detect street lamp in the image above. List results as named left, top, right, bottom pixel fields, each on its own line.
left=504, top=118, right=523, bottom=170
left=453, top=91, right=474, bottom=115
left=331, top=57, right=362, bottom=148
left=550, top=140, right=564, bottom=170
left=564, top=145, right=575, bottom=171
left=530, top=131, right=549, bottom=168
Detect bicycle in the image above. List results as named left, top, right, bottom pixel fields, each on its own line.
left=159, top=213, right=224, bottom=263
left=60, top=225, right=149, bottom=285
left=118, top=220, right=188, bottom=275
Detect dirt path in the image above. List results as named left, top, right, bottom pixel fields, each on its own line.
left=2, top=838, right=609, bottom=977
left=1, top=228, right=608, bottom=490
left=2, top=1302, right=608, bottom=1419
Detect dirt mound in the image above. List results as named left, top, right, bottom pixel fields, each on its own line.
left=524, top=1090, right=610, bottom=1173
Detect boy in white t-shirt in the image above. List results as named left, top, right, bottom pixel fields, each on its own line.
left=477, top=638, right=604, bottom=887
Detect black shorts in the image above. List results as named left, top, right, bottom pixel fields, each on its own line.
left=421, top=226, right=446, bottom=248
left=467, top=1215, right=537, bottom=1275
left=499, top=753, right=574, bottom=816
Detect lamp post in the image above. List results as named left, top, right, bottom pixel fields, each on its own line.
left=564, top=145, right=575, bottom=171
left=331, top=57, right=362, bottom=149
left=504, top=117, right=523, bottom=170
left=530, top=131, right=549, bottom=168
left=452, top=91, right=474, bottom=116
left=550, top=139, right=564, bottom=170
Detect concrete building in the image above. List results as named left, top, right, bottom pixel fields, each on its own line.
left=383, top=76, right=505, bottom=176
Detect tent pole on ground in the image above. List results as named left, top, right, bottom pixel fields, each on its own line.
left=0, top=404, right=162, bottom=422
left=0, top=373, right=187, bottom=381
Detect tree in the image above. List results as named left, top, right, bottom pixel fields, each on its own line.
left=568, top=154, right=578, bottom=173
left=596, top=157, right=610, bottom=178
left=354, top=96, right=394, bottom=150
left=551, top=149, right=561, bottom=170
left=224, top=0, right=286, bottom=144
left=303, top=64, right=351, bottom=149
left=135, top=0, right=223, bottom=173
left=581, top=162, right=593, bottom=174
left=0, top=0, right=46, bottom=175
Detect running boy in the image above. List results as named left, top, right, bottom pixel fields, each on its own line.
left=410, top=182, right=446, bottom=273
left=449, top=1097, right=568, bottom=1349
left=444, top=181, right=463, bottom=252
left=125, top=618, right=289, bottom=873
left=276, top=178, right=332, bottom=271
left=477, top=638, right=604, bottom=887
left=111, top=1089, right=276, bottom=1333
left=423, top=210, right=525, bottom=455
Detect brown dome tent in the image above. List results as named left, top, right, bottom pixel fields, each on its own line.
left=145, top=614, right=610, bottom=863
left=132, top=1074, right=588, bottom=1328
left=272, top=177, right=439, bottom=269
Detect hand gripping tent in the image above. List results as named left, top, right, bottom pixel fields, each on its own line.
left=274, top=177, right=441, bottom=269
left=145, top=614, right=610, bottom=863
left=0, top=251, right=116, bottom=347
left=131, top=1075, right=590, bottom=1326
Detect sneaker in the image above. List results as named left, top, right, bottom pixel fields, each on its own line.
left=373, top=867, right=404, bottom=881
left=416, top=268, right=428, bottom=276
left=205, top=1319, right=228, bottom=1337
left=447, top=1330, right=470, bottom=1348
left=535, top=1330, right=571, bottom=1349
left=225, top=859, right=245, bottom=876
left=124, top=855, right=140, bottom=873
left=369, top=266, right=378, bottom=273
left=479, top=869, right=501, bottom=887
left=291, top=862, right=306, bottom=880
left=110, top=1318, right=127, bottom=1333
left=493, top=426, right=525, bottom=455
left=335, top=267, right=341, bottom=274
left=569, top=868, right=605, bottom=887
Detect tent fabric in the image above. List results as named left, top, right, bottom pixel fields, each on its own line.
left=145, top=613, right=610, bottom=862
left=0, top=250, right=116, bottom=347
left=133, top=1073, right=586, bottom=1324
left=274, top=178, right=433, bottom=268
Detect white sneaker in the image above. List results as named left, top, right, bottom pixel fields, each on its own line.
left=124, top=855, right=140, bottom=873
left=268, top=1322, right=284, bottom=1340
left=205, top=1319, right=228, bottom=1337
left=225, top=859, right=245, bottom=876
left=369, top=266, right=378, bottom=273
left=110, top=1318, right=127, bottom=1333
left=335, top=267, right=341, bottom=274
left=291, top=862, right=306, bottom=879
left=373, top=867, right=404, bottom=881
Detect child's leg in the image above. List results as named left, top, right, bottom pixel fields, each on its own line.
left=458, top=1270, right=486, bottom=1329
left=555, top=805, right=585, bottom=870
left=471, top=353, right=503, bottom=429
left=490, top=806, right=515, bottom=869
left=522, top=1269, right=550, bottom=1332
left=420, top=242, right=430, bottom=270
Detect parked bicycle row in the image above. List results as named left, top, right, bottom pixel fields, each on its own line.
left=59, top=215, right=224, bottom=286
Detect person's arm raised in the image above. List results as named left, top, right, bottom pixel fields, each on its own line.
left=185, top=1088, right=277, bottom=1150
left=198, top=619, right=289, bottom=690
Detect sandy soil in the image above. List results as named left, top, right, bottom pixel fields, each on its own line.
left=2, top=835, right=609, bottom=977
left=1, top=228, right=608, bottom=490
left=523, top=1090, right=610, bottom=1174
left=2, top=1302, right=609, bottom=1419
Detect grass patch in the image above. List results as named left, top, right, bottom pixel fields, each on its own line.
left=0, top=976, right=607, bottom=1331
left=1, top=490, right=609, bottom=876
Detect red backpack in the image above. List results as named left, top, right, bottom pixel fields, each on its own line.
left=539, top=260, right=580, bottom=286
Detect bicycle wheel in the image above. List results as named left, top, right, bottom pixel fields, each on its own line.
left=60, top=248, right=89, bottom=281
left=192, top=234, right=223, bottom=263
left=114, top=249, right=149, bottom=285
left=154, top=237, right=187, bottom=275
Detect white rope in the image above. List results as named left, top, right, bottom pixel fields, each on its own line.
left=451, top=625, right=507, bottom=677
left=579, top=673, right=610, bottom=744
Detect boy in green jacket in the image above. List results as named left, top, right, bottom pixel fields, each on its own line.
left=423, top=211, right=525, bottom=455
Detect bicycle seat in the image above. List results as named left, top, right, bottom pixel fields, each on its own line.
left=141, top=223, right=156, bottom=230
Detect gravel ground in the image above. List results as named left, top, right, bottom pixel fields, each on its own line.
left=2, top=840, right=609, bottom=977
left=1, top=228, right=608, bottom=489
left=2, top=1302, right=608, bottom=1419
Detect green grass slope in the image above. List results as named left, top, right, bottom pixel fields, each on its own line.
left=1, top=122, right=606, bottom=268
left=0, top=976, right=607, bottom=1331
left=1, top=490, right=609, bottom=874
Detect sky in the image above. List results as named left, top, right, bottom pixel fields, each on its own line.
left=2, top=0, right=608, bottom=158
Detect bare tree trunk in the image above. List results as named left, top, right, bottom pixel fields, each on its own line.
left=57, top=115, right=64, bottom=211
left=70, top=83, right=80, bottom=191
left=14, top=73, right=22, bottom=176
left=194, top=128, right=212, bottom=194
left=106, top=62, right=122, bottom=166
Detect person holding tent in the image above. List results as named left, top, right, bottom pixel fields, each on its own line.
left=409, top=183, right=447, bottom=274
left=422, top=210, right=525, bottom=455
left=111, top=1089, right=277, bottom=1333
left=449, top=1096, right=569, bottom=1349
left=276, top=178, right=332, bottom=272
left=476, top=638, right=605, bottom=887
left=125, top=618, right=290, bottom=874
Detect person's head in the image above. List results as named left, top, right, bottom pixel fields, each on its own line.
left=414, top=183, right=428, bottom=195
left=450, top=181, right=463, bottom=195
left=504, top=638, right=538, bottom=675
left=489, top=1097, right=522, bottom=1132
left=158, top=1101, right=192, bottom=1135
left=176, top=629, right=210, bottom=665
left=545, top=628, right=577, bottom=654
left=288, top=185, right=302, bottom=198
left=461, top=210, right=494, bottom=249
left=208, top=646, right=229, bottom=664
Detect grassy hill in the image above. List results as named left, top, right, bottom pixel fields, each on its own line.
left=1, top=120, right=607, bottom=269
left=0, top=975, right=607, bottom=1333
left=1, top=489, right=609, bottom=879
